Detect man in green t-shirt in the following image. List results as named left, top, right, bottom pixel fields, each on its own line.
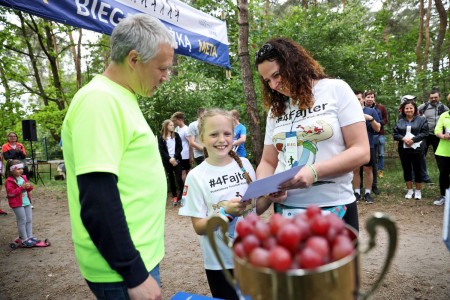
left=62, top=14, right=176, bottom=300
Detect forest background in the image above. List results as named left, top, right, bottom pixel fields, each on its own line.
left=0, top=0, right=449, bottom=165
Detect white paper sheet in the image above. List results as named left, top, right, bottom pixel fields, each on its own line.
left=241, top=165, right=303, bottom=201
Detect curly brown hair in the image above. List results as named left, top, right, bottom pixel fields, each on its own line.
left=254, top=38, right=328, bottom=118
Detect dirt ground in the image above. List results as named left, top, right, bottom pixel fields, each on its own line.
left=0, top=185, right=449, bottom=300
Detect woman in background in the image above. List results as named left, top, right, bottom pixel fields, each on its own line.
left=393, top=100, right=429, bottom=200
left=158, top=119, right=184, bottom=206
left=2, top=132, right=29, bottom=178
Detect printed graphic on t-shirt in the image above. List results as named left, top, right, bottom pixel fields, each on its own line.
left=272, top=118, right=333, bottom=169
left=208, top=171, right=247, bottom=192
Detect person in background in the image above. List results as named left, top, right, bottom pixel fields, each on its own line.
left=5, top=159, right=35, bottom=247
left=364, top=90, right=388, bottom=181
left=352, top=91, right=381, bottom=204
left=187, top=108, right=206, bottom=166
left=0, top=151, right=6, bottom=215
left=432, top=101, right=450, bottom=206
left=418, top=89, right=449, bottom=183
left=398, top=95, right=431, bottom=183
left=158, top=119, right=183, bottom=206
left=178, top=109, right=255, bottom=300
left=393, top=100, right=429, bottom=200
left=61, top=14, right=177, bottom=300
left=171, top=111, right=192, bottom=182
left=253, top=38, right=369, bottom=232
left=230, top=109, right=247, bottom=157
left=2, top=132, right=29, bottom=178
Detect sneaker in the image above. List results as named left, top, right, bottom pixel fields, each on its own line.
left=30, top=237, right=41, bottom=243
left=377, top=170, right=384, bottom=178
left=372, top=186, right=381, bottom=195
left=172, top=197, right=178, bottom=207
left=405, top=190, right=414, bottom=199
left=423, top=179, right=433, bottom=184
left=21, top=238, right=36, bottom=248
left=365, top=193, right=374, bottom=204
left=354, top=192, right=361, bottom=201
left=433, top=196, right=445, bottom=206
left=0, top=209, right=7, bottom=215
left=414, top=190, right=422, bottom=200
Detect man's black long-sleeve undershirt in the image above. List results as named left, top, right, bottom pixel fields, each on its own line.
left=77, top=172, right=148, bottom=288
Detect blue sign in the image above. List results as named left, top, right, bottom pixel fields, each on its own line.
left=0, top=0, right=231, bottom=69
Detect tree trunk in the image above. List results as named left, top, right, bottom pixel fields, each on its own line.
left=237, top=0, right=263, bottom=164
left=415, top=0, right=424, bottom=73
left=433, top=0, right=447, bottom=72
left=69, top=28, right=83, bottom=90
left=423, top=0, right=432, bottom=66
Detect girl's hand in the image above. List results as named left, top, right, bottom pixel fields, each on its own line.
left=267, top=190, right=287, bottom=203
left=225, top=197, right=247, bottom=216
left=169, top=157, right=177, bottom=166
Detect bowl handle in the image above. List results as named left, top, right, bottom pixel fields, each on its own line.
left=359, top=212, right=398, bottom=299
left=206, top=216, right=247, bottom=300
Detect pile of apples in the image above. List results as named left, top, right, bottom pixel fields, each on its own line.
left=234, top=206, right=355, bottom=272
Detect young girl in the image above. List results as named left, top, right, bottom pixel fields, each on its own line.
left=158, top=119, right=184, bottom=206
left=5, top=159, right=36, bottom=247
left=178, top=109, right=256, bottom=300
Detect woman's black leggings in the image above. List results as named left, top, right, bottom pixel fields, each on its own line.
left=437, top=155, right=450, bottom=196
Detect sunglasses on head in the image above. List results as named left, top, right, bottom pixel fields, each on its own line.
left=254, top=43, right=274, bottom=63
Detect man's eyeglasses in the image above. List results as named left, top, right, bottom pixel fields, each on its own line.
left=254, top=43, right=274, bottom=63
left=8, top=135, right=17, bottom=138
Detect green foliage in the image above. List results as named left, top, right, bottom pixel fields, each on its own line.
left=0, top=0, right=449, bottom=150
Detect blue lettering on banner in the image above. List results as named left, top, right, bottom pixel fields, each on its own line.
left=0, top=0, right=231, bottom=69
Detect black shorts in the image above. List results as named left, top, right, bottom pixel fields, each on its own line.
left=364, top=148, right=376, bottom=167
left=180, top=159, right=191, bottom=171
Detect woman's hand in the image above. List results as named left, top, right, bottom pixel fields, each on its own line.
left=278, top=166, right=315, bottom=190
left=402, top=137, right=414, bottom=146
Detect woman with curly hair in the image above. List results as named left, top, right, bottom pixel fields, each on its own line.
left=254, top=38, right=369, bottom=231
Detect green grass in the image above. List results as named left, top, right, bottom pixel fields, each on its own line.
left=31, top=155, right=442, bottom=203
left=376, top=155, right=440, bottom=203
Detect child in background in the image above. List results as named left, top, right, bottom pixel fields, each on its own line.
left=179, top=109, right=256, bottom=300
left=5, top=159, right=36, bottom=247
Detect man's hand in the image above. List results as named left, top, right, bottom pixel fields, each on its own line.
left=128, top=276, right=161, bottom=300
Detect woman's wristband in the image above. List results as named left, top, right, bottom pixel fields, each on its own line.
left=306, top=164, right=318, bottom=183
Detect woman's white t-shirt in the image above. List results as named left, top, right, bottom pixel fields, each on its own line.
left=264, top=78, right=364, bottom=207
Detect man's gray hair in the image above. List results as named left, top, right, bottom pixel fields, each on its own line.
left=110, top=14, right=177, bottom=63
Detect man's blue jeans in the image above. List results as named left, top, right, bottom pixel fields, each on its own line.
left=377, top=135, right=386, bottom=171
left=86, top=264, right=160, bottom=300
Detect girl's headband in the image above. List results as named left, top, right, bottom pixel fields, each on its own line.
left=10, top=163, right=24, bottom=171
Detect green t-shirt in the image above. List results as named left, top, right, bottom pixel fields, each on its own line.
left=62, top=75, right=167, bottom=283
left=435, top=111, right=450, bottom=157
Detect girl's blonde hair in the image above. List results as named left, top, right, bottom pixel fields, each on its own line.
left=160, top=119, right=175, bottom=140
left=199, top=108, right=253, bottom=185
left=5, top=159, right=23, bottom=178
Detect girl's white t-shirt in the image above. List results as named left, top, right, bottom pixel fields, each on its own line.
left=264, top=78, right=364, bottom=207
left=179, top=158, right=256, bottom=270
left=166, top=136, right=176, bottom=158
